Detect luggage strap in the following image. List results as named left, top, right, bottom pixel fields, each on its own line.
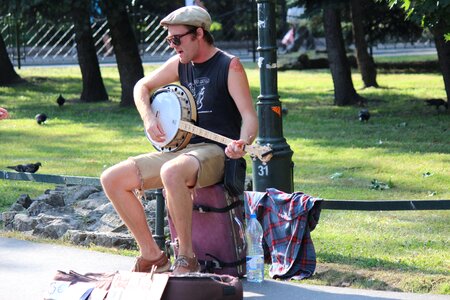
left=199, top=253, right=246, bottom=271
left=193, top=199, right=243, bottom=213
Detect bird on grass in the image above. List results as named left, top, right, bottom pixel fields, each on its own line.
left=56, top=94, right=66, bottom=107
left=7, top=162, right=42, bottom=173
left=35, top=113, right=47, bottom=125
left=424, top=98, right=448, bottom=110
left=358, top=109, right=370, bottom=122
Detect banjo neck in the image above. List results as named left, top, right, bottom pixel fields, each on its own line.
left=178, top=120, right=273, bottom=163
left=179, top=120, right=233, bottom=145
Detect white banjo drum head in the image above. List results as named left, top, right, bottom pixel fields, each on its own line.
left=149, top=91, right=181, bottom=149
left=146, top=84, right=197, bottom=152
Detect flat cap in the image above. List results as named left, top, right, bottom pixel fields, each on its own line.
left=160, top=6, right=211, bottom=32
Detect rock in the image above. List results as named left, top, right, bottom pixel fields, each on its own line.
left=17, top=194, right=32, bottom=208
left=44, top=193, right=65, bottom=207
left=33, top=218, right=70, bottom=239
left=27, top=201, right=53, bottom=217
left=2, top=211, right=18, bottom=229
left=64, top=185, right=100, bottom=206
left=13, top=214, right=38, bottom=231
left=4, top=185, right=158, bottom=250
left=64, top=230, right=136, bottom=249
left=9, top=203, right=26, bottom=212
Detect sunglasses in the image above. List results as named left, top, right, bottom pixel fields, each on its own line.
left=166, top=28, right=197, bottom=46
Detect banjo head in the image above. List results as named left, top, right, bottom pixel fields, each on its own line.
left=146, top=84, right=197, bottom=152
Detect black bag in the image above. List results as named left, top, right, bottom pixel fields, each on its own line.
left=223, top=158, right=246, bottom=196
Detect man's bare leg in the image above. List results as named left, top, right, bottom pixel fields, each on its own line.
left=160, top=155, right=199, bottom=259
left=100, top=160, right=162, bottom=260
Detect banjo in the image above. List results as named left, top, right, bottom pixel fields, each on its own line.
left=145, top=84, right=273, bottom=164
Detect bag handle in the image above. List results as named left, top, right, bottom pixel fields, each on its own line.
left=193, top=199, right=243, bottom=213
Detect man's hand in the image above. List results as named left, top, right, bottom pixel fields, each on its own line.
left=225, top=139, right=247, bottom=159
left=145, top=113, right=166, bottom=143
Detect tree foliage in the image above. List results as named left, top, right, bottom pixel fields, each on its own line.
left=387, top=0, right=450, bottom=37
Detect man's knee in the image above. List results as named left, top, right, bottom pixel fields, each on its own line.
left=100, top=161, right=139, bottom=192
left=160, top=156, right=198, bottom=188
left=100, top=166, right=116, bottom=191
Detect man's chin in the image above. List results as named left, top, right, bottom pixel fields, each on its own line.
left=178, top=53, right=190, bottom=64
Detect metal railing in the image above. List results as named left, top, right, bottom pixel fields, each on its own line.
left=2, top=170, right=449, bottom=211
left=1, top=5, right=256, bottom=66
left=2, top=170, right=449, bottom=249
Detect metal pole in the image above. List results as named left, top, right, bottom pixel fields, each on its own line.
left=153, top=188, right=166, bottom=250
left=253, top=0, right=294, bottom=193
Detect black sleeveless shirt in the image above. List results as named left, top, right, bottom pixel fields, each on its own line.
left=178, top=50, right=241, bottom=148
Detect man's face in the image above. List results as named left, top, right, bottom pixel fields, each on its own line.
left=166, top=25, right=198, bottom=64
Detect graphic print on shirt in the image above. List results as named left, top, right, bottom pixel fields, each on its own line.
left=192, top=76, right=211, bottom=113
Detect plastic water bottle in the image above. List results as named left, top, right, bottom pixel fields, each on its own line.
left=245, top=213, right=264, bottom=283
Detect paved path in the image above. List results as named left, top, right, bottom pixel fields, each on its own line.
left=0, top=237, right=448, bottom=299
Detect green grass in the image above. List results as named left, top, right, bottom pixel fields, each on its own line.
left=0, top=61, right=449, bottom=294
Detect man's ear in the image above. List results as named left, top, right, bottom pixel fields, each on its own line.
left=196, top=27, right=204, bottom=39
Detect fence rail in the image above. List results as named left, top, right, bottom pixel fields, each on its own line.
left=1, top=5, right=256, bottom=66
left=2, top=171, right=449, bottom=211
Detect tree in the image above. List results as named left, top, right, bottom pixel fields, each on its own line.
left=71, top=0, right=108, bottom=102
left=101, top=0, right=144, bottom=107
left=350, top=0, right=378, bottom=88
left=0, top=2, right=22, bottom=86
left=388, top=0, right=450, bottom=101
left=322, top=2, right=362, bottom=105
left=0, top=33, right=22, bottom=85
left=289, top=0, right=363, bottom=105
left=1, top=0, right=108, bottom=100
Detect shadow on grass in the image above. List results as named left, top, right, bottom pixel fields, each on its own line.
left=310, top=266, right=403, bottom=292
left=316, top=251, right=449, bottom=276
left=2, top=73, right=449, bottom=158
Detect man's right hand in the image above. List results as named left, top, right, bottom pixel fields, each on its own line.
left=145, top=113, right=166, bottom=143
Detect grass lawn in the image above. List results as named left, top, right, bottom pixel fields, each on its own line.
left=0, top=58, right=449, bottom=294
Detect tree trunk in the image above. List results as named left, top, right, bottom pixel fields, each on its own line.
left=71, top=0, right=108, bottom=102
left=0, top=33, right=22, bottom=86
left=323, top=5, right=361, bottom=106
left=432, top=21, right=450, bottom=102
left=102, top=0, right=144, bottom=107
left=350, top=0, right=379, bottom=88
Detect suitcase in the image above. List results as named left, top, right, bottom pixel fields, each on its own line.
left=168, top=184, right=246, bottom=277
left=45, top=270, right=242, bottom=300
left=161, top=273, right=243, bottom=300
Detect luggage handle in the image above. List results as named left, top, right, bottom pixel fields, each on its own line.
left=193, top=200, right=243, bottom=213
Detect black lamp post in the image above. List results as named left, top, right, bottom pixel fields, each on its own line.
left=252, top=0, right=294, bottom=193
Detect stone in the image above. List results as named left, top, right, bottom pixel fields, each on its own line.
left=13, top=214, right=38, bottom=231
left=2, top=211, right=18, bottom=229
left=27, top=201, right=53, bottom=217
left=17, top=194, right=32, bottom=208
left=4, top=185, right=159, bottom=250
left=64, top=230, right=136, bottom=249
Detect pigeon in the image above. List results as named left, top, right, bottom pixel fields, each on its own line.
left=358, top=109, right=370, bottom=122
left=425, top=98, right=448, bottom=110
left=35, top=113, right=47, bottom=125
left=56, top=94, right=66, bottom=107
left=7, top=162, right=42, bottom=173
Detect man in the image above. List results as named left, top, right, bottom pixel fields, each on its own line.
left=100, top=6, right=258, bottom=275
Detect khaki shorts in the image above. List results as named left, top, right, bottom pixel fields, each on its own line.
left=129, top=143, right=225, bottom=191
